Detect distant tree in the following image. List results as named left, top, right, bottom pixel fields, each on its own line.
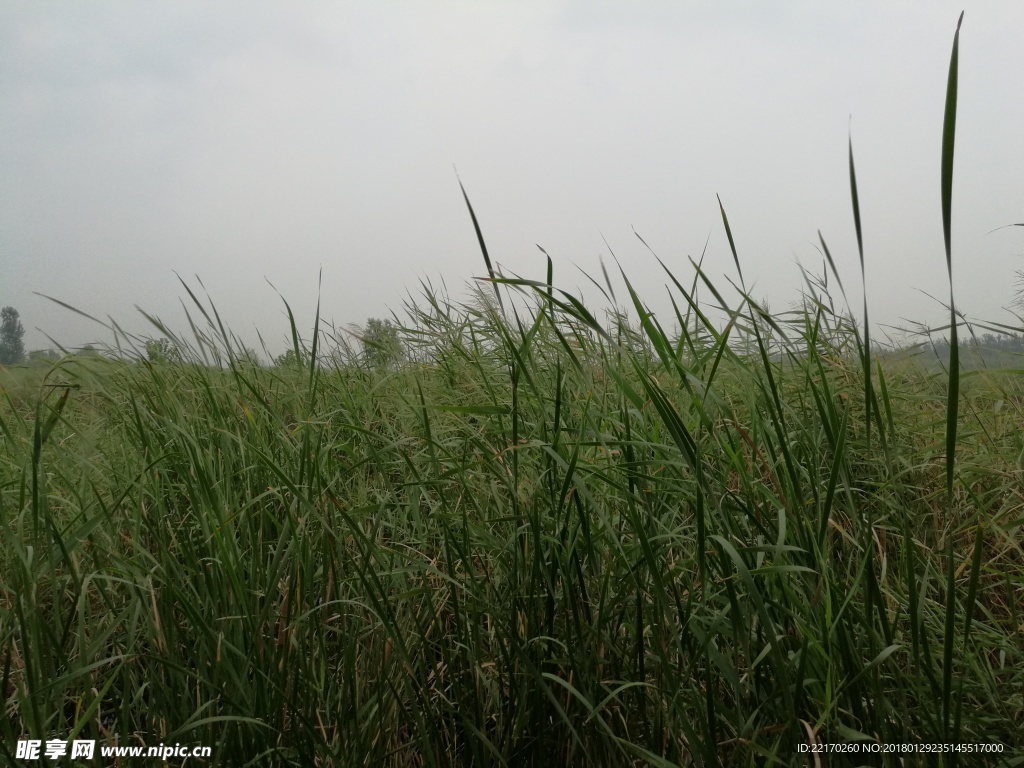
left=274, top=348, right=308, bottom=368
left=145, top=338, right=180, bottom=363
left=362, top=318, right=403, bottom=368
left=236, top=347, right=262, bottom=367
left=0, top=306, right=26, bottom=365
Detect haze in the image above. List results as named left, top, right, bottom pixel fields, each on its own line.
left=2, top=1, right=1023, bottom=358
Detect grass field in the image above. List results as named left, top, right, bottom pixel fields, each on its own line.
left=3, top=17, right=1023, bottom=768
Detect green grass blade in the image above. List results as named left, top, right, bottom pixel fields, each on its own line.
left=848, top=136, right=876, bottom=450
left=942, top=12, right=964, bottom=505
left=458, top=175, right=504, bottom=312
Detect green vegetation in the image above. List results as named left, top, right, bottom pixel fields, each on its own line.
left=361, top=318, right=405, bottom=369
left=2, top=15, right=1022, bottom=767
left=902, top=333, right=1024, bottom=372
left=145, top=338, right=182, bottom=364
left=0, top=307, right=26, bottom=366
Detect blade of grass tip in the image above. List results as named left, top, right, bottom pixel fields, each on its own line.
left=546, top=254, right=557, bottom=329
left=537, top=245, right=554, bottom=299
left=537, top=245, right=556, bottom=325
left=689, top=257, right=737, bottom=322
left=177, top=302, right=213, bottom=366
left=490, top=276, right=610, bottom=341
left=633, top=225, right=695, bottom=357
left=618, top=267, right=674, bottom=369
left=817, top=232, right=850, bottom=307
left=848, top=134, right=875, bottom=450
left=688, top=237, right=710, bottom=342
left=175, top=273, right=216, bottom=327
left=652, top=252, right=725, bottom=365
left=666, top=292, right=692, bottom=360
left=941, top=11, right=963, bottom=506
left=457, top=172, right=503, bottom=312
left=190, top=273, right=238, bottom=359
left=984, top=222, right=1024, bottom=234
left=598, top=236, right=619, bottom=303
left=308, top=268, right=322, bottom=398
left=266, top=278, right=303, bottom=364
left=717, top=195, right=745, bottom=291
left=569, top=257, right=612, bottom=305
left=33, top=293, right=107, bottom=328
left=255, top=327, right=273, bottom=363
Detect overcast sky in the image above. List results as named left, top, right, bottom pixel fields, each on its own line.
left=2, top=1, right=1023, bottom=358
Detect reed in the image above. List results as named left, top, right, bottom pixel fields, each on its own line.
left=2, top=14, right=1021, bottom=767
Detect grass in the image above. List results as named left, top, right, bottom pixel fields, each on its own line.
left=2, top=14, right=1023, bottom=767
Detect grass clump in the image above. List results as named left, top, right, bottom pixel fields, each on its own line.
left=2, top=14, right=1023, bottom=767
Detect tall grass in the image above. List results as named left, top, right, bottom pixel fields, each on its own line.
left=3, top=14, right=1023, bottom=767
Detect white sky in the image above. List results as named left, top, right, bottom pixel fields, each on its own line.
left=2, top=1, right=1023, bottom=357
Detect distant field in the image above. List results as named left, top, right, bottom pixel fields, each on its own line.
left=2, top=261, right=1023, bottom=766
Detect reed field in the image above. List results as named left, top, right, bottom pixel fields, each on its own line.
left=2, top=17, right=1023, bottom=767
